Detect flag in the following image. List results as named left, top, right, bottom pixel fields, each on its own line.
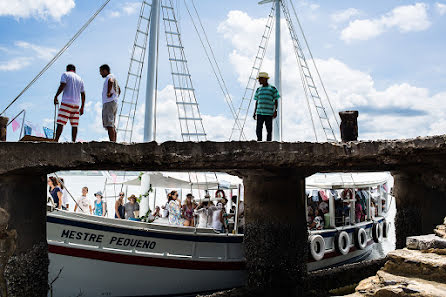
left=111, top=173, right=117, bottom=183
left=24, top=124, right=32, bottom=136
left=11, top=119, right=20, bottom=132
left=43, top=127, right=54, bottom=139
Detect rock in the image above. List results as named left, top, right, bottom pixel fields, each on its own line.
left=434, top=224, right=446, bottom=239
left=0, top=208, right=9, bottom=231
left=407, top=234, right=446, bottom=250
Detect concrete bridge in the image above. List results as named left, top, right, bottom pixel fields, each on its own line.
left=1, top=136, right=446, bottom=295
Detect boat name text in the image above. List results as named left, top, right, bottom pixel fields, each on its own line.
left=60, top=229, right=157, bottom=249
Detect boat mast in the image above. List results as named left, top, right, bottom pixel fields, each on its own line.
left=144, top=0, right=161, bottom=142
left=273, top=0, right=282, bottom=141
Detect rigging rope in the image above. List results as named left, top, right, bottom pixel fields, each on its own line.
left=0, top=0, right=112, bottom=117
left=288, top=0, right=340, bottom=129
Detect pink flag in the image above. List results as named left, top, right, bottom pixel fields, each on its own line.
left=111, top=173, right=117, bottom=183
left=11, top=119, right=20, bottom=132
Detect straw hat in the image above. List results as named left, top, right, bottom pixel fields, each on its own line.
left=128, top=194, right=137, bottom=201
left=257, top=72, right=270, bottom=79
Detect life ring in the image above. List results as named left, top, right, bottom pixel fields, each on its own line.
left=335, top=231, right=350, bottom=255
left=383, top=221, right=391, bottom=238
left=354, top=228, right=367, bottom=250
left=372, top=222, right=383, bottom=243
left=309, top=235, right=325, bottom=261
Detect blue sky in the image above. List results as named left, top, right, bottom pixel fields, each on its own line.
left=1, top=0, right=446, bottom=142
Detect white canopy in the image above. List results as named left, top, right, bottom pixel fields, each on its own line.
left=306, top=172, right=390, bottom=189
left=111, top=173, right=238, bottom=190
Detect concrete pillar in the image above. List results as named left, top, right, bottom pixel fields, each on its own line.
left=393, top=171, right=446, bottom=249
left=0, top=175, right=48, bottom=296
left=0, top=117, right=8, bottom=141
left=243, top=171, right=308, bottom=296
left=339, top=111, right=358, bottom=142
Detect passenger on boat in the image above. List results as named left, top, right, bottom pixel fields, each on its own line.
left=195, top=196, right=212, bottom=228
left=57, top=178, right=69, bottom=210
left=74, top=186, right=92, bottom=215
left=93, top=191, right=106, bottom=217
left=167, top=191, right=185, bottom=226
left=355, top=194, right=365, bottom=223
left=307, top=205, right=315, bottom=225
left=232, top=195, right=244, bottom=233
left=153, top=206, right=161, bottom=219
left=114, top=192, right=125, bottom=219
left=182, top=194, right=196, bottom=227
left=124, top=194, right=140, bottom=219
left=161, top=202, right=169, bottom=218
left=48, top=176, right=62, bottom=209
left=318, top=200, right=329, bottom=214
left=309, top=209, right=324, bottom=230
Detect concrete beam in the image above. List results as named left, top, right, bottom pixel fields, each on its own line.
left=243, top=171, right=308, bottom=295
left=1, top=135, right=446, bottom=176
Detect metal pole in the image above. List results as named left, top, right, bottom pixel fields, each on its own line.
left=144, top=0, right=160, bottom=142
left=273, top=0, right=282, bottom=141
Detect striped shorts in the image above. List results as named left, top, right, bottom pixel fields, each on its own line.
left=57, top=102, right=80, bottom=127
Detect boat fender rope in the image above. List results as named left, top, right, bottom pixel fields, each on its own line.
left=354, top=228, right=367, bottom=250
left=335, top=231, right=350, bottom=255
left=309, top=234, right=325, bottom=261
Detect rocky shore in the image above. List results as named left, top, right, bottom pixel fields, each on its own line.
left=345, top=219, right=446, bottom=297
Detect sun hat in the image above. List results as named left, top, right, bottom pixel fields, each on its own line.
left=128, top=194, right=137, bottom=201
left=256, top=72, right=270, bottom=79
left=94, top=191, right=103, bottom=197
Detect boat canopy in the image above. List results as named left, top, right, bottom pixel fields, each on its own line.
left=110, top=172, right=239, bottom=190
left=306, top=172, right=390, bottom=190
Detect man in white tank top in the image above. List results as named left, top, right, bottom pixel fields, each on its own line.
left=99, top=64, right=120, bottom=142
left=53, top=64, right=86, bottom=142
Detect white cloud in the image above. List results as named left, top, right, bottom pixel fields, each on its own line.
left=15, top=41, right=57, bottom=61
left=341, top=3, right=431, bottom=43
left=331, top=8, right=360, bottom=23
left=436, top=2, right=446, bottom=15
left=217, top=10, right=446, bottom=141
left=108, top=2, right=140, bottom=18
left=0, top=57, right=32, bottom=71
left=0, top=0, right=75, bottom=20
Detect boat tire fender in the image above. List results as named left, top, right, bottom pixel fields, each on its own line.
left=335, top=231, right=350, bottom=255
left=372, top=222, right=383, bottom=243
left=383, top=221, right=391, bottom=238
left=309, top=235, right=325, bottom=261
left=354, top=228, right=368, bottom=250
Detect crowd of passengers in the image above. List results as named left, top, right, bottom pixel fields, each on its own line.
left=48, top=176, right=244, bottom=233
left=307, top=188, right=382, bottom=230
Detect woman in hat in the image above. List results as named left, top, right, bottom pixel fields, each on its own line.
left=182, top=194, right=197, bottom=227
left=194, top=194, right=212, bottom=228
left=93, top=191, right=106, bottom=217
left=167, top=191, right=185, bottom=226
left=124, top=194, right=140, bottom=219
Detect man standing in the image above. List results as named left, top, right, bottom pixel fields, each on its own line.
left=252, top=72, right=280, bottom=141
left=99, top=64, right=120, bottom=142
left=54, top=64, right=85, bottom=142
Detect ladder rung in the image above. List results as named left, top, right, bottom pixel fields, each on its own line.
left=167, top=44, right=183, bottom=49
left=125, top=87, right=137, bottom=91
left=137, top=29, right=148, bottom=36
left=259, top=46, right=265, bottom=49
left=119, top=115, right=131, bottom=118
left=179, top=117, right=202, bottom=121
left=130, top=58, right=143, bottom=63
left=161, top=5, right=173, bottom=9
left=135, top=44, right=145, bottom=49
left=165, top=31, right=180, bottom=35
left=128, top=73, right=140, bottom=77
left=172, top=72, right=191, bottom=77
left=174, top=87, right=194, bottom=91
left=308, top=85, right=316, bottom=89
left=169, top=58, right=187, bottom=62
left=141, top=16, right=150, bottom=22
left=176, top=102, right=198, bottom=105
left=122, top=101, right=137, bottom=105
left=163, top=18, right=177, bottom=22
left=182, top=133, right=206, bottom=137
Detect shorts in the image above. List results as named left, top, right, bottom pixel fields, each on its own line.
left=57, top=102, right=79, bottom=127
left=102, top=101, right=117, bottom=128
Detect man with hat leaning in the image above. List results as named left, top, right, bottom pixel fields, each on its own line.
left=253, top=72, right=280, bottom=141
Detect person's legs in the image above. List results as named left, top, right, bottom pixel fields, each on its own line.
left=256, top=115, right=265, bottom=141
left=54, top=124, right=64, bottom=142
left=107, top=127, right=116, bottom=142
left=265, top=115, right=273, bottom=141
left=69, top=108, right=79, bottom=142
left=103, top=101, right=118, bottom=142
left=71, top=127, right=78, bottom=142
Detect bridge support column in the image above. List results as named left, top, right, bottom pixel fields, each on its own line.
left=393, top=171, right=446, bottom=249
left=0, top=175, right=48, bottom=296
left=243, top=171, right=308, bottom=296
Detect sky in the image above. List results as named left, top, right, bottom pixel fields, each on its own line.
left=1, top=0, right=446, bottom=143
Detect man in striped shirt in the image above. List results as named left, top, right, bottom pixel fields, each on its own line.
left=53, top=64, right=86, bottom=142
left=253, top=72, right=280, bottom=141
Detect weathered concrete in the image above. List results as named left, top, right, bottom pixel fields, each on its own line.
left=339, top=111, right=359, bottom=142
left=243, top=172, right=307, bottom=295
left=0, top=117, right=8, bottom=142
left=393, top=171, right=446, bottom=248
left=0, top=175, right=48, bottom=296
